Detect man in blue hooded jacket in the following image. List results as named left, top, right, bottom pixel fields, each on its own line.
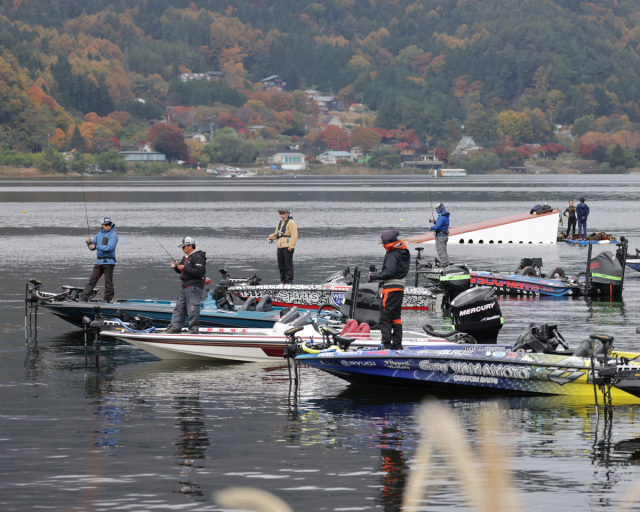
left=80, top=217, right=118, bottom=302
left=430, top=203, right=450, bottom=267
left=576, top=197, right=590, bottom=241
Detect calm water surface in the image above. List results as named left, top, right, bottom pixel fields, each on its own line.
left=1, top=175, right=640, bottom=511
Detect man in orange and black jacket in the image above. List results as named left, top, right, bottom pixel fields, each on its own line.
left=369, top=229, right=411, bottom=350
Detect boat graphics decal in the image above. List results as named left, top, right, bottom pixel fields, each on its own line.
left=470, top=274, right=572, bottom=296
left=229, top=284, right=434, bottom=309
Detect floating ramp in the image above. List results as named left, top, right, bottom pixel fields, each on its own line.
left=405, top=210, right=561, bottom=245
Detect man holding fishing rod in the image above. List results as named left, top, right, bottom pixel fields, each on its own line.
left=166, top=236, right=207, bottom=334
left=430, top=202, right=450, bottom=267
left=80, top=217, right=118, bottom=302
left=266, top=208, right=298, bottom=284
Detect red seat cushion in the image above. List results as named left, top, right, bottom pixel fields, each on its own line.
left=340, top=319, right=358, bottom=335
left=357, top=323, right=370, bottom=334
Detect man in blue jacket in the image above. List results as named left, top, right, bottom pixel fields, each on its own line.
left=576, top=197, right=590, bottom=241
left=430, top=203, right=450, bottom=267
left=80, top=217, right=118, bottom=302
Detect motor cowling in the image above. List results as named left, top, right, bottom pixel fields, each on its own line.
left=588, top=250, right=623, bottom=296
left=450, top=286, right=503, bottom=344
left=340, top=283, right=381, bottom=328
left=439, top=264, right=471, bottom=308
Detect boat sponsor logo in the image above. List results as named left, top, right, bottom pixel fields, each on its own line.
left=458, top=303, right=495, bottom=317
left=449, top=362, right=530, bottom=379
left=383, top=360, right=411, bottom=370
left=341, top=360, right=376, bottom=367
left=453, top=375, right=499, bottom=384
left=506, top=352, right=518, bottom=358
left=418, top=361, right=448, bottom=373
left=590, top=262, right=600, bottom=270
left=519, top=354, right=536, bottom=363
left=471, top=276, right=562, bottom=294
left=465, top=346, right=507, bottom=352
left=546, top=357, right=587, bottom=385
left=320, top=359, right=341, bottom=365
left=491, top=352, right=507, bottom=358
left=331, top=292, right=346, bottom=307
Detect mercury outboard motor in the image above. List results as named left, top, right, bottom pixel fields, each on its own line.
left=440, top=264, right=471, bottom=309
left=587, top=250, right=623, bottom=297
left=340, top=283, right=381, bottom=328
left=449, top=286, right=503, bottom=344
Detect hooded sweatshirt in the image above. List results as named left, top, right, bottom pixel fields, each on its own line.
left=371, top=230, right=411, bottom=284
left=89, top=225, right=118, bottom=265
left=430, top=210, right=450, bottom=236
left=576, top=201, right=589, bottom=221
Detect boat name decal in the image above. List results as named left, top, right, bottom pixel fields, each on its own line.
left=418, top=360, right=530, bottom=379
left=458, top=302, right=495, bottom=316
left=453, top=375, right=499, bottom=384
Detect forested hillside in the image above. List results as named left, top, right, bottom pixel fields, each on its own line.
left=2, top=0, right=640, bottom=169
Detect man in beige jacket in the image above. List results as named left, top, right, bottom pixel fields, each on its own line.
left=267, top=208, right=298, bottom=284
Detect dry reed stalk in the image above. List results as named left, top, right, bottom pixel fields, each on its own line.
left=214, top=487, right=295, bottom=512
left=402, top=402, right=522, bottom=512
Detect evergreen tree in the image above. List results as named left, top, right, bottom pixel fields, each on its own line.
left=65, top=126, right=87, bottom=153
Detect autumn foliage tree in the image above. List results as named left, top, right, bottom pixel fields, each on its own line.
left=349, top=127, right=382, bottom=157
left=319, top=125, right=349, bottom=150
left=148, top=123, right=189, bottom=161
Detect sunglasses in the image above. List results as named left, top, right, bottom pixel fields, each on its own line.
left=278, top=212, right=288, bottom=214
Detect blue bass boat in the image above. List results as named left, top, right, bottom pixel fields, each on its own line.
left=36, top=285, right=282, bottom=329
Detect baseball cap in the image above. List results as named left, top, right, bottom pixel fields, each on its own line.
left=101, top=217, right=112, bottom=225
left=178, top=236, right=195, bottom=248
left=277, top=207, right=290, bottom=213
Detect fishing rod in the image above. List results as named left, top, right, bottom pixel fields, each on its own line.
left=152, top=235, right=178, bottom=262
left=427, top=174, right=434, bottom=222
left=249, top=238, right=271, bottom=251
left=80, top=178, right=91, bottom=239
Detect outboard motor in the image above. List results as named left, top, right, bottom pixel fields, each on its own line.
left=587, top=250, right=623, bottom=297
left=439, top=264, right=471, bottom=309
left=449, top=286, right=502, bottom=344
left=340, top=283, right=381, bottom=328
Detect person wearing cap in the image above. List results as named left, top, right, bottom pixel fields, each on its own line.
left=369, top=229, right=411, bottom=350
left=166, top=236, right=207, bottom=334
left=80, top=217, right=118, bottom=302
left=430, top=203, right=450, bottom=268
left=266, top=208, right=298, bottom=284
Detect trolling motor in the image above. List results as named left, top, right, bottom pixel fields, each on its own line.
left=414, top=247, right=440, bottom=287
left=82, top=306, right=105, bottom=364
left=512, top=323, right=570, bottom=353
left=218, top=268, right=261, bottom=286
left=118, top=310, right=153, bottom=330
left=24, top=279, right=42, bottom=343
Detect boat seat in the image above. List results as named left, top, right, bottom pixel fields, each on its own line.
left=341, top=319, right=359, bottom=335
left=285, top=326, right=304, bottom=337
left=357, top=323, right=371, bottom=334
left=239, top=297, right=257, bottom=311
left=334, top=335, right=356, bottom=350
left=256, top=295, right=273, bottom=312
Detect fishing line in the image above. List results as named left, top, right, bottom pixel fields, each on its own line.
left=427, top=174, right=434, bottom=221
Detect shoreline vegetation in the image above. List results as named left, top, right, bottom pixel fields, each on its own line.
left=1, top=160, right=638, bottom=178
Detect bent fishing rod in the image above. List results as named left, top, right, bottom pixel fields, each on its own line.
left=80, top=178, right=91, bottom=239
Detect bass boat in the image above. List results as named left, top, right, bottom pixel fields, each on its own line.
left=626, top=248, right=640, bottom=272
left=294, top=286, right=640, bottom=404
left=223, top=267, right=436, bottom=311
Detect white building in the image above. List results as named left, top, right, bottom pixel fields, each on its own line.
left=271, top=152, right=307, bottom=170
left=451, top=136, right=482, bottom=156
left=317, top=151, right=355, bottom=164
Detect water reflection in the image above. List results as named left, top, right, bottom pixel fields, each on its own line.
left=377, top=431, right=408, bottom=512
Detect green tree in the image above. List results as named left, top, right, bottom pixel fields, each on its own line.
left=202, top=133, right=257, bottom=164
left=97, top=148, right=126, bottom=172
left=570, top=115, right=594, bottom=137
left=605, top=143, right=637, bottom=169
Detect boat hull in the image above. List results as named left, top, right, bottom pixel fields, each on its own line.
left=229, top=284, right=434, bottom=310
left=626, top=259, right=640, bottom=272
left=470, top=272, right=581, bottom=297
left=297, top=346, right=640, bottom=402
left=41, top=300, right=280, bottom=329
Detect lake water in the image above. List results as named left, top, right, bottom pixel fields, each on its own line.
left=1, top=174, right=640, bottom=511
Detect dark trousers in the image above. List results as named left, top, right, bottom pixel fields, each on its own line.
left=81, top=264, right=115, bottom=302
left=578, top=219, right=587, bottom=239
left=380, top=288, right=404, bottom=350
left=277, top=247, right=294, bottom=284
left=566, top=217, right=576, bottom=237
left=170, top=286, right=203, bottom=333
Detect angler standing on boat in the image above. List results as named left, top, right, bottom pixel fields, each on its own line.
left=267, top=208, right=298, bottom=284
left=80, top=217, right=118, bottom=302
left=430, top=203, right=450, bottom=267
left=563, top=200, right=577, bottom=238
left=370, top=229, right=410, bottom=350
left=166, top=236, right=207, bottom=334
left=576, top=197, right=590, bottom=241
